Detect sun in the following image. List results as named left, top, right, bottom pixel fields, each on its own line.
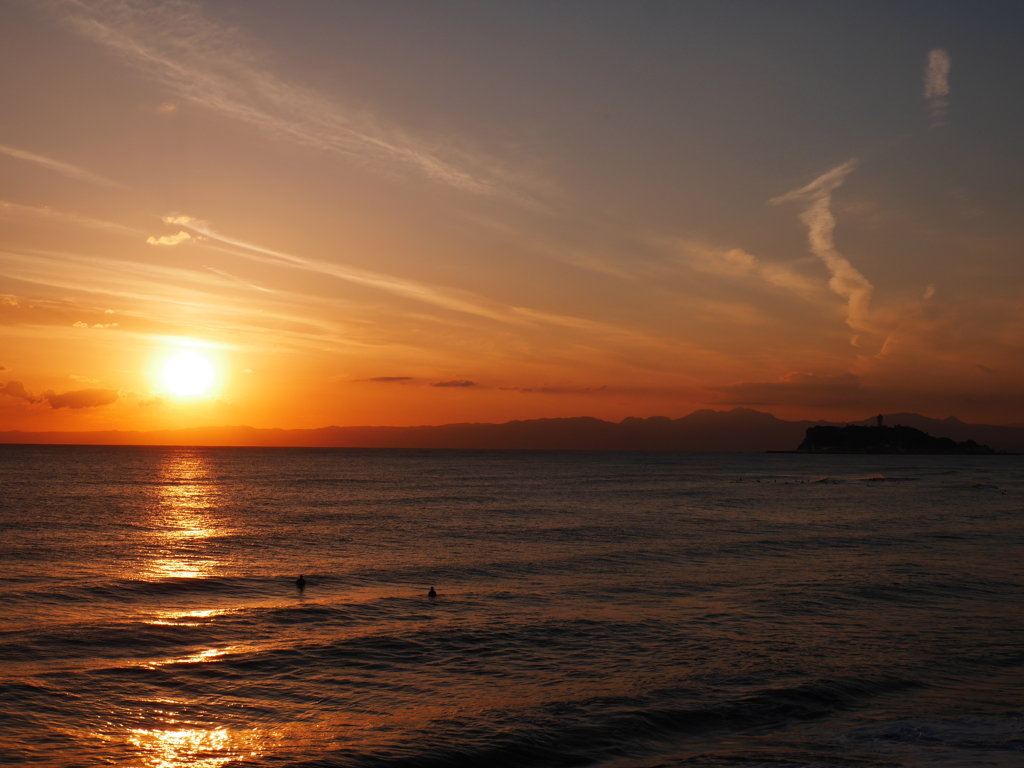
left=162, top=351, right=215, bottom=396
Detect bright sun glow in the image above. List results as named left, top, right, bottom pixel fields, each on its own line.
left=162, top=351, right=215, bottom=396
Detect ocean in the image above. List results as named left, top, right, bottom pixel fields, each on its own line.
left=1, top=445, right=1022, bottom=767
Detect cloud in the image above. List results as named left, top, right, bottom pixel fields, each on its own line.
left=711, top=372, right=866, bottom=408
left=241, top=368, right=253, bottom=374
left=431, top=379, right=476, bottom=388
left=156, top=101, right=177, bottom=113
left=57, top=0, right=533, bottom=200
left=1, top=380, right=119, bottom=409
left=0, top=144, right=122, bottom=187
left=357, top=376, right=413, bottom=383
left=6, top=198, right=651, bottom=347
left=174, top=216, right=532, bottom=324
left=204, top=266, right=273, bottom=293
left=1, top=380, right=40, bottom=403
left=0, top=365, right=5, bottom=371
left=671, top=240, right=823, bottom=300
left=770, top=160, right=875, bottom=337
left=73, top=319, right=118, bottom=328
left=70, top=374, right=101, bottom=383
left=42, top=388, right=119, bottom=409
left=147, top=231, right=192, bottom=246
left=0, top=200, right=144, bottom=237
left=0, top=293, right=131, bottom=330
left=924, top=48, right=951, bottom=127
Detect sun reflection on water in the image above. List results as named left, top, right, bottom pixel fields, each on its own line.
left=127, top=726, right=261, bottom=768
left=146, top=608, right=230, bottom=626
left=143, top=453, right=224, bottom=580
left=117, top=455, right=263, bottom=766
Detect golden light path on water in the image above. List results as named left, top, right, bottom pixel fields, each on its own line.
left=96, top=451, right=457, bottom=766
left=146, top=453, right=221, bottom=580
left=125, top=727, right=259, bottom=768
left=120, top=453, right=266, bottom=767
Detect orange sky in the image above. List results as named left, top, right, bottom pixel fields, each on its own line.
left=2, top=1, right=1024, bottom=432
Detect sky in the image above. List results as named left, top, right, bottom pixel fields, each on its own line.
left=2, top=0, right=1023, bottom=432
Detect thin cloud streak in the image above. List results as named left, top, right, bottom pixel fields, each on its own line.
left=171, top=217, right=526, bottom=325
left=0, top=200, right=143, bottom=236
left=669, top=240, right=826, bottom=303
left=190, top=222, right=672, bottom=350
left=0, top=144, right=122, bottom=188
left=3, top=195, right=696, bottom=359
left=204, top=266, right=274, bottom=293
left=924, top=48, right=951, bottom=127
left=0, top=247, right=521, bottom=356
left=770, top=160, right=875, bottom=339
left=58, top=0, right=536, bottom=201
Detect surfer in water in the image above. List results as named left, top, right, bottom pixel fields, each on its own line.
left=295, top=574, right=306, bottom=590
left=428, top=586, right=437, bottom=598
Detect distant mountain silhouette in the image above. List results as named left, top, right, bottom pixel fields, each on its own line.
left=2, top=408, right=1023, bottom=452
left=798, top=424, right=995, bottom=454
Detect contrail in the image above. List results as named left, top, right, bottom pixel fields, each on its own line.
left=770, top=160, right=875, bottom=338
left=924, top=49, right=951, bottom=127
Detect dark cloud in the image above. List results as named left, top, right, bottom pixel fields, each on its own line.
left=42, top=388, right=119, bottom=409
left=0, top=365, right=6, bottom=371
left=711, top=373, right=866, bottom=408
left=1, top=380, right=40, bottom=402
left=431, top=380, right=476, bottom=388
left=357, top=376, right=413, bottom=383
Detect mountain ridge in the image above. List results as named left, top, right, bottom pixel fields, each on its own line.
left=3, top=408, right=1024, bottom=452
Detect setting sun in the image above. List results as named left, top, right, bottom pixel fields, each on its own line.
left=162, top=352, right=214, bottom=396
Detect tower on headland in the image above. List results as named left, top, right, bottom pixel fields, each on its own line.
left=876, top=414, right=883, bottom=427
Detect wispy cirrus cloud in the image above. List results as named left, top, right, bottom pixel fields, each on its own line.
left=0, top=199, right=143, bottom=236
left=203, top=265, right=273, bottom=293
left=670, top=240, right=825, bottom=302
left=169, top=215, right=528, bottom=324
left=176, top=214, right=676, bottom=351
left=3, top=192, right=670, bottom=353
left=924, top=48, right=951, bottom=127
left=0, top=144, right=122, bottom=188
left=770, top=160, right=875, bottom=339
left=56, top=0, right=537, bottom=201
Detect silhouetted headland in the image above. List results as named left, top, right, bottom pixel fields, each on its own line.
left=797, top=424, right=995, bottom=454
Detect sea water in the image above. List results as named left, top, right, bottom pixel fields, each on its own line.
left=1, top=445, right=1022, bottom=767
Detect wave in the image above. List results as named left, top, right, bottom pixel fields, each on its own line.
left=273, top=676, right=924, bottom=768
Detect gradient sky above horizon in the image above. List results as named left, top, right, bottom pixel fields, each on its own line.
left=2, top=0, right=1023, bottom=431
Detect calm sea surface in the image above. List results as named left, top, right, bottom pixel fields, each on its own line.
left=1, top=445, right=1022, bottom=767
